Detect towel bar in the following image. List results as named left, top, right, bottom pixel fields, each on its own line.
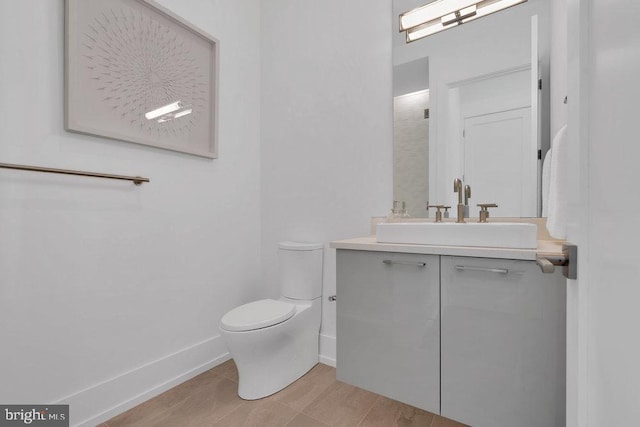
left=0, top=162, right=149, bottom=185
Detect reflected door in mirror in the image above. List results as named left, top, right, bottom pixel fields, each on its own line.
left=464, top=107, right=536, bottom=217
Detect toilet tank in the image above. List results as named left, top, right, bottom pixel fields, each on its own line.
left=278, top=241, right=323, bottom=300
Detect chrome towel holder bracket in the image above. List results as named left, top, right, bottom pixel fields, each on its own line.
left=536, top=243, right=577, bottom=279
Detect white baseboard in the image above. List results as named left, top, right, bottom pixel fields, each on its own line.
left=58, top=333, right=335, bottom=426
left=319, top=333, right=336, bottom=367
left=56, top=335, right=229, bottom=427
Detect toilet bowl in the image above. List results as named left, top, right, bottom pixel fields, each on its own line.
left=220, top=241, right=323, bottom=400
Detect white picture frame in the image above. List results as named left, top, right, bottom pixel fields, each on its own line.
left=65, top=0, right=219, bottom=158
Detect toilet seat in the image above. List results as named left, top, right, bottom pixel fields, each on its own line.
left=221, top=299, right=296, bottom=332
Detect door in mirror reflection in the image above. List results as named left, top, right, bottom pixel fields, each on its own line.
left=464, top=107, right=536, bottom=217
left=449, top=65, right=538, bottom=217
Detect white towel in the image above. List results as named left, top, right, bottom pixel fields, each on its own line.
left=546, top=125, right=568, bottom=239
left=541, top=148, right=552, bottom=217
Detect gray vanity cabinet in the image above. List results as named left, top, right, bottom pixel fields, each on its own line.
left=336, top=250, right=440, bottom=413
left=440, top=256, right=566, bottom=427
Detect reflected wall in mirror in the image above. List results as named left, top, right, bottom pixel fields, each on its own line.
left=393, top=57, right=430, bottom=218
left=392, top=0, right=550, bottom=218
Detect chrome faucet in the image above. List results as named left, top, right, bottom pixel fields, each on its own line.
left=453, top=178, right=465, bottom=223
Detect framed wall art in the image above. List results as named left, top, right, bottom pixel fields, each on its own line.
left=65, top=0, right=219, bottom=158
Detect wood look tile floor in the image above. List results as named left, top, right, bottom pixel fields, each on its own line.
left=103, top=360, right=468, bottom=427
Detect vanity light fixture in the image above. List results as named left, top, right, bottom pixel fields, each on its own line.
left=399, top=0, right=527, bottom=43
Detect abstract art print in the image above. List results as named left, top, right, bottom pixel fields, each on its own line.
left=65, top=0, right=219, bottom=158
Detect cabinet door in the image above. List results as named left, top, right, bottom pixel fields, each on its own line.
left=441, top=256, right=566, bottom=427
left=336, top=250, right=440, bottom=413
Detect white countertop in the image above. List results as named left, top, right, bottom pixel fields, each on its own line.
left=330, top=236, right=565, bottom=261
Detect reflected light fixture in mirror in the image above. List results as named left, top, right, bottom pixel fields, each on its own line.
left=145, top=100, right=193, bottom=124
left=145, top=101, right=184, bottom=120
left=399, top=0, right=527, bottom=42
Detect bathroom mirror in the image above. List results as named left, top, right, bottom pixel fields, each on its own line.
left=392, top=0, right=550, bottom=218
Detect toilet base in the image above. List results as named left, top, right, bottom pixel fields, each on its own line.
left=221, top=299, right=321, bottom=400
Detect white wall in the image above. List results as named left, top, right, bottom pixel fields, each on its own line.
left=260, top=0, right=393, bottom=365
left=572, top=1, right=640, bottom=425
left=563, top=0, right=640, bottom=425
left=393, top=57, right=429, bottom=97
left=0, top=0, right=262, bottom=425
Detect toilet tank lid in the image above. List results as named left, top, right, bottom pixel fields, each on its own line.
left=278, top=241, right=323, bottom=251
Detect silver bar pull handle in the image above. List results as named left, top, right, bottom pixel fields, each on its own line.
left=455, top=265, right=509, bottom=274
left=383, top=260, right=427, bottom=267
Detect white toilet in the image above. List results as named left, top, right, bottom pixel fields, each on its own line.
left=219, top=241, right=323, bottom=400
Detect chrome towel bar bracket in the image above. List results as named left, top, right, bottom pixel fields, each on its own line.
left=536, top=243, right=577, bottom=279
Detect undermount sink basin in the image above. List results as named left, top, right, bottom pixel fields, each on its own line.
left=376, top=222, right=538, bottom=249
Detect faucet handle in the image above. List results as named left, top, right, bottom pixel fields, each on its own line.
left=427, top=204, right=447, bottom=222
left=477, top=203, right=498, bottom=223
